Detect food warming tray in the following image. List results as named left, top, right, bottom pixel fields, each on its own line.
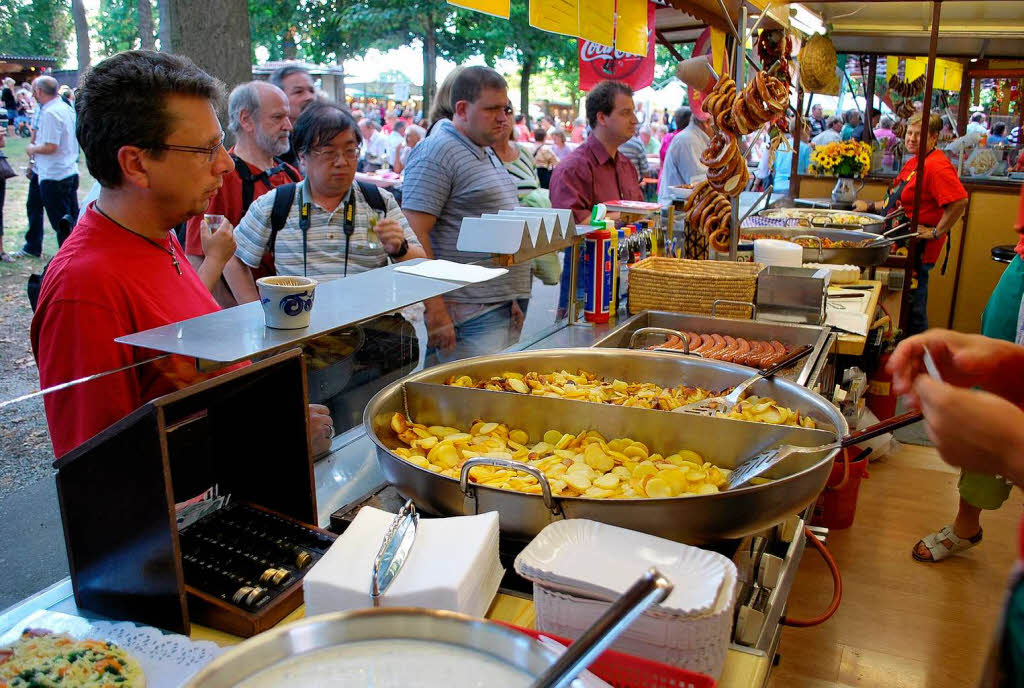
left=591, top=311, right=831, bottom=387
left=364, top=350, right=848, bottom=544
left=739, top=227, right=891, bottom=266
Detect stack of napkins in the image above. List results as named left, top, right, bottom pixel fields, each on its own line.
left=304, top=507, right=503, bottom=618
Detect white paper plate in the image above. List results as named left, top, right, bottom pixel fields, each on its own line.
left=0, top=610, right=223, bottom=687
left=514, top=520, right=732, bottom=617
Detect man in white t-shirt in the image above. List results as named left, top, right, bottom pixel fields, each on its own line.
left=358, top=118, right=388, bottom=170
left=25, top=75, right=79, bottom=248
left=811, top=116, right=843, bottom=147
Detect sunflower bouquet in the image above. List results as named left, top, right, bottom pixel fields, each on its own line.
left=810, top=140, right=873, bottom=177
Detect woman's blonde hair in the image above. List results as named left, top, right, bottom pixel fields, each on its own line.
left=908, top=111, right=942, bottom=136
left=428, top=66, right=464, bottom=128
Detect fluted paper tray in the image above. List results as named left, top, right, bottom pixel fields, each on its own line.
left=304, top=507, right=503, bottom=618
left=457, top=207, right=584, bottom=265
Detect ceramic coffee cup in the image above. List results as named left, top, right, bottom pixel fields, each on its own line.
left=256, top=276, right=318, bottom=329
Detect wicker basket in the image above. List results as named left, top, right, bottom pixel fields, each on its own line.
left=628, top=257, right=762, bottom=319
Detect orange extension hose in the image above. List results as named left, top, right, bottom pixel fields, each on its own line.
left=781, top=526, right=843, bottom=627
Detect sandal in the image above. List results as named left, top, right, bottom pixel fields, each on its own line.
left=913, top=525, right=983, bottom=563
left=0, top=252, right=13, bottom=263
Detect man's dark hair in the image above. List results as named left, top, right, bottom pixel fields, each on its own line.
left=292, top=101, right=361, bottom=155
left=76, top=50, right=224, bottom=188
left=450, top=66, right=507, bottom=108
left=269, top=64, right=311, bottom=90
left=393, top=119, right=407, bottom=133
left=534, top=128, right=547, bottom=142
left=515, top=113, right=525, bottom=124
left=585, top=80, right=632, bottom=129
left=993, top=122, right=1006, bottom=136
left=971, top=112, right=985, bottom=123
left=673, top=106, right=691, bottom=130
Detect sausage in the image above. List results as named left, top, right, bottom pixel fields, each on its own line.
left=662, top=335, right=681, bottom=350
left=747, top=340, right=772, bottom=368
left=706, top=333, right=727, bottom=357
left=719, top=335, right=739, bottom=362
left=693, top=334, right=713, bottom=354
left=734, top=337, right=751, bottom=364
left=687, top=331, right=702, bottom=351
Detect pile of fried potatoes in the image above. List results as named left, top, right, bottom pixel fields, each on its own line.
left=388, top=412, right=758, bottom=500
left=444, top=370, right=816, bottom=429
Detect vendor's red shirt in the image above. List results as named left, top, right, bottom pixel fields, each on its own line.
left=895, top=150, right=968, bottom=265
left=549, top=134, right=644, bottom=223
left=184, top=151, right=301, bottom=257
left=31, top=204, right=241, bottom=458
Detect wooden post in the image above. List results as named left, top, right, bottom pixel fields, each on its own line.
left=908, top=1, right=942, bottom=241
left=956, top=70, right=971, bottom=137
left=728, top=4, right=746, bottom=261
left=790, top=86, right=804, bottom=200
left=862, top=56, right=877, bottom=144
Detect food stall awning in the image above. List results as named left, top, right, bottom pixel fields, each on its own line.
left=802, top=1, right=1024, bottom=58
left=656, top=0, right=788, bottom=44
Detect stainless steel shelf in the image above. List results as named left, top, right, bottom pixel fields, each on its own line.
left=116, top=259, right=468, bottom=365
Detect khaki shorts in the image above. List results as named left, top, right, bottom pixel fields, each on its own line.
left=959, top=471, right=1014, bottom=511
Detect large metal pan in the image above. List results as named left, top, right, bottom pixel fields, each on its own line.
left=363, top=350, right=848, bottom=544
left=756, top=207, right=886, bottom=234
left=740, top=226, right=891, bottom=266
left=591, top=310, right=831, bottom=387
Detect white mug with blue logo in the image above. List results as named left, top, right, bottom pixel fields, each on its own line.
left=256, top=276, right=318, bottom=329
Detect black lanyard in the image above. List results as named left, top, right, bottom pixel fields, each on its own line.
left=297, top=185, right=356, bottom=277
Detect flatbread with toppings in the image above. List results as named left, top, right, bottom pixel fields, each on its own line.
left=0, top=629, right=145, bottom=687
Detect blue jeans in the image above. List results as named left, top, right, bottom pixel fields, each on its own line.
left=24, top=173, right=77, bottom=255
left=425, top=299, right=530, bottom=366
left=907, top=261, right=933, bottom=337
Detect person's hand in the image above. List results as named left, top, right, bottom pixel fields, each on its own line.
left=308, top=403, right=333, bottom=456
left=425, top=301, right=456, bottom=353
left=912, top=375, right=1024, bottom=484
left=887, top=329, right=1024, bottom=405
left=510, top=300, right=525, bottom=331
left=851, top=200, right=871, bottom=213
left=375, top=217, right=405, bottom=255
left=201, top=216, right=236, bottom=265
left=916, top=225, right=937, bottom=239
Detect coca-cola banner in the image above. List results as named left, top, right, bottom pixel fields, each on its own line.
left=578, top=2, right=655, bottom=92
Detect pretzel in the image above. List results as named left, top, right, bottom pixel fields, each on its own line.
left=732, top=71, right=789, bottom=135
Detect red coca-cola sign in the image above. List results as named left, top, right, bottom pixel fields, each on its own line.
left=578, top=2, right=656, bottom=91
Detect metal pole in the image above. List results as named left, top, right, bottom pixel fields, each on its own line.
left=908, top=1, right=942, bottom=241
left=728, top=4, right=747, bottom=261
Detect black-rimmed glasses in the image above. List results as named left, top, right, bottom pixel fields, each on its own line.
left=151, top=133, right=226, bottom=162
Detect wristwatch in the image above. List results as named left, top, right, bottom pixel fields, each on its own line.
left=388, top=238, right=409, bottom=259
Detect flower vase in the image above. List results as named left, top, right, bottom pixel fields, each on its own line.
left=831, top=177, right=864, bottom=205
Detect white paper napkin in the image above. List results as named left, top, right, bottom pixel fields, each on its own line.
left=395, top=259, right=508, bottom=283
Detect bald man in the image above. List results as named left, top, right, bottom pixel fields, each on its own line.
left=25, top=75, right=79, bottom=253
left=184, top=80, right=301, bottom=307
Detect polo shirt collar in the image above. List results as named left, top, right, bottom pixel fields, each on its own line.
left=438, top=119, right=490, bottom=162
left=583, top=134, right=615, bottom=166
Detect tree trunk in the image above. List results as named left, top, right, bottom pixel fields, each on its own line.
left=137, top=0, right=156, bottom=51
left=336, top=55, right=346, bottom=104
left=71, top=0, right=90, bottom=79
left=168, top=0, right=251, bottom=142
left=519, top=57, right=533, bottom=120
left=421, top=15, right=437, bottom=119
left=157, top=0, right=171, bottom=50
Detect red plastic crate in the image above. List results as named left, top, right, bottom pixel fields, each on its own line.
left=496, top=622, right=716, bottom=688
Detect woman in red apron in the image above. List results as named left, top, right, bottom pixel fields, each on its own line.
left=854, top=111, right=968, bottom=336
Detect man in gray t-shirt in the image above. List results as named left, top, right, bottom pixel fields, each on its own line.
left=402, top=66, right=532, bottom=362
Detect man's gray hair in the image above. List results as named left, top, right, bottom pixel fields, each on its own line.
left=826, top=116, right=841, bottom=127
left=269, top=64, right=310, bottom=90
left=639, top=125, right=652, bottom=135
left=228, top=81, right=263, bottom=134
left=357, top=118, right=379, bottom=131
left=33, top=75, right=59, bottom=96
left=406, top=124, right=426, bottom=139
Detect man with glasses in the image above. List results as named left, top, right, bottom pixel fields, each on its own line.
left=183, top=80, right=301, bottom=307
left=30, top=50, right=333, bottom=458
left=401, top=65, right=531, bottom=362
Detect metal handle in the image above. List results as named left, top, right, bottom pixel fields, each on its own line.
left=739, top=184, right=774, bottom=226
left=628, top=326, right=690, bottom=354
left=792, top=234, right=824, bottom=262
left=880, top=220, right=911, bottom=238
left=530, top=568, right=673, bottom=688
left=371, top=500, right=418, bottom=607
left=459, top=456, right=558, bottom=515
left=762, top=344, right=814, bottom=377
left=840, top=411, right=923, bottom=448
left=712, top=299, right=757, bottom=319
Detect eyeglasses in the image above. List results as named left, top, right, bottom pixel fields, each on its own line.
left=480, top=104, right=514, bottom=116
left=152, top=133, right=225, bottom=163
left=309, top=146, right=360, bottom=164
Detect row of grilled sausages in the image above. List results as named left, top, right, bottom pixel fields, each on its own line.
left=653, top=333, right=790, bottom=369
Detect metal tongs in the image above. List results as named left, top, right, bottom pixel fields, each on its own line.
left=863, top=220, right=914, bottom=246
left=673, top=345, right=814, bottom=416
left=370, top=499, right=419, bottom=607
left=726, top=411, right=924, bottom=490
left=530, top=568, right=673, bottom=688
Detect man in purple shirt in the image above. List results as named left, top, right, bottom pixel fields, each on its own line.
left=550, top=80, right=643, bottom=313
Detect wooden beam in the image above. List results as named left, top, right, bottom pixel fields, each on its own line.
left=956, top=71, right=971, bottom=136
left=967, top=69, right=1024, bottom=78
left=655, top=32, right=687, bottom=61
left=791, top=86, right=804, bottom=200
left=862, top=55, right=877, bottom=144
left=908, top=1, right=942, bottom=242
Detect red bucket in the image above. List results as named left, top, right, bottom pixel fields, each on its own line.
left=811, top=447, right=870, bottom=530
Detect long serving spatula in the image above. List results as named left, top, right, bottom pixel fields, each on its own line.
left=726, top=411, right=924, bottom=490
left=674, top=345, right=814, bottom=417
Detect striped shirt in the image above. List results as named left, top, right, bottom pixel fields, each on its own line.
left=402, top=119, right=531, bottom=303
left=617, top=136, right=650, bottom=182
left=233, top=180, right=420, bottom=281
left=503, top=144, right=541, bottom=201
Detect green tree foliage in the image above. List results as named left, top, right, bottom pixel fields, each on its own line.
left=655, top=42, right=693, bottom=83
left=95, top=0, right=140, bottom=55
left=0, top=0, right=72, bottom=64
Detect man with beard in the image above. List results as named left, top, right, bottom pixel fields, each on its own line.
left=184, top=80, right=301, bottom=306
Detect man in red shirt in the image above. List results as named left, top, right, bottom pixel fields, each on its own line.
left=550, top=80, right=643, bottom=314
left=184, top=80, right=301, bottom=307
left=854, top=111, right=967, bottom=335
left=30, top=50, right=332, bottom=458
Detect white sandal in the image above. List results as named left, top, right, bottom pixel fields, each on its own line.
left=913, top=525, right=983, bottom=563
